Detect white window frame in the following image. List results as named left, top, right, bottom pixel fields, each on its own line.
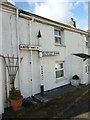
left=86, top=40, right=88, bottom=47
left=54, top=29, right=62, bottom=45
left=85, top=61, right=90, bottom=74
left=55, top=62, right=64, bottom=80
left=85, top=36, right=88, bottom=47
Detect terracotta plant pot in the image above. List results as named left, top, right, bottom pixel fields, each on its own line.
left=11, top=97, right=23, bottom=111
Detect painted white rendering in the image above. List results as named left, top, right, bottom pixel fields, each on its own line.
left=0, top=2, right=89, bottom=115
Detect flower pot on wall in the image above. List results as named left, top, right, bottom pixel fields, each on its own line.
left=71, top=75, right=80, bottom=86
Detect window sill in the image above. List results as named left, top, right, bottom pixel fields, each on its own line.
left=55, top=44, right=66, bottom=47
left=56, top=77, right=67, bottom=83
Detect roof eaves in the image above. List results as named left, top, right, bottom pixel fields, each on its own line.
left=19, top=10, right=87, bottom=35
left=1, top=2, right=16, bottom=9
left=1, top=2, right=88, bottom=35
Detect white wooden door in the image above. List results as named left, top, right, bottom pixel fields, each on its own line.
left=20, top=51, right=32, bottom=98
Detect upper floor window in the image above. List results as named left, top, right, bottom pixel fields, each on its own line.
left=85, top=36, right=88, bottom=47
left=54, top=29, right=62, bottom=45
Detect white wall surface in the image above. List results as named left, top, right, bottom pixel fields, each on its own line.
left=0, top=7, right=4, bottom=115
left=64, top=30, right=88, bottom=82
left=19, top=18, right=30, bottom=45
left=2, top=12, right=17, bottom=55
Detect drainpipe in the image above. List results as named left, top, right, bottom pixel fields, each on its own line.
left=0, top=57, right=4, bottom=116
left=29, top=19, right=34, bottom=96
left=40, top=66, right=44, bottom=96
left=16, top=9, right=20, bottom=89
left=39, top=41, right=44, bottom=96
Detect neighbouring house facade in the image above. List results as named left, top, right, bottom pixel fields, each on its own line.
left=0, top=2, right=90, bottom=115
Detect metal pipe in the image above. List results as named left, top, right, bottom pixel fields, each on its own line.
left=16, top=8, right=20, bottom=89
left=29, top=20, right=34, bottom=96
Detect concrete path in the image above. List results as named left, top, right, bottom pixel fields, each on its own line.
left=73, top=112, right=90, bottom=119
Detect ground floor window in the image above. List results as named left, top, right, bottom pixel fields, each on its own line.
left=85, top=64, right=90, bottom=74
left=55, top=62, right=64, bottom=79
left=85, top=60, right=90, bottom=74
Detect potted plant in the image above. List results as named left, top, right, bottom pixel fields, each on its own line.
left=9, top=88, right=23, bottom=111
left=71, top=75, right=80, bottom=86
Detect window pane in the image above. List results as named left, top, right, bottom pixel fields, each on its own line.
left=55, top=37, right=61, bottom=44
left=56, top=70, right=64, bottom=78
left=55, top=63, right=60, bottom=69
left=54, top=30, right=57, bottom=35
left=86, top=41, right=88, bottom=47
left=60, top=63, right=63, bottom=68
left=55, top=63, right=64, bottom=69
left=56, top=71, right=61, bottom=78
left=54, top=30, right=61, bottom=36
left=60, top=70, right=64, bottom=77
left=86, top=36, right=88, bottom=40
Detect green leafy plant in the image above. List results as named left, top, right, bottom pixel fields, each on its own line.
left=72, top=75, right=79, bottom=80
left=9, top=88, right=23, bottom=100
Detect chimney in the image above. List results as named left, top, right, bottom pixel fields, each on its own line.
left=67, top=18, right=76, bottom=27
left=71, top=18, right=76, bottom=27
